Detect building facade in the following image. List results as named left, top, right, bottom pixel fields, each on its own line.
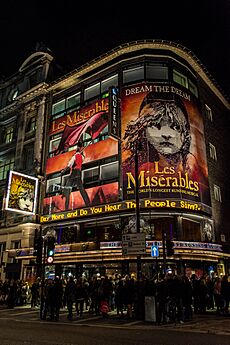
left=0, top=46, right=58, bottom=282
left=2, top=40, right=230, bottom=282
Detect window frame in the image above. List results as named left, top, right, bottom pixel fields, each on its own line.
left=5, top=127, right=14, bottom=143
left=205, top=104, right=213, bottom=122
left=209, top=143, right=217, bottom=161
left=214, top=184, right=222, bottom=202
left=0, top=157, right=15, bottom=180
left=122, top=64, right=145, bottom=84
left=173, top=69, right=188, bottom=88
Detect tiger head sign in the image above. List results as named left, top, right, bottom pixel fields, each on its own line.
left=5, top=171, right=38, bottom=215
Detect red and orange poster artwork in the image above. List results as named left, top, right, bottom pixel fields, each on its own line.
left=43, top=94, right=119, bottom=214
left=121, top=82, right=211, bottom=210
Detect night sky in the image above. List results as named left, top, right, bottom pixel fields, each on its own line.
left=0, top=0, right=229, bottom=97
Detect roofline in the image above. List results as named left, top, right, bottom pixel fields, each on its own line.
left=48, top=39, right=230, bottom=110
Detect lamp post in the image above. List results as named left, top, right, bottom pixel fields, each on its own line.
left=134, top=141, right=141, bottom=281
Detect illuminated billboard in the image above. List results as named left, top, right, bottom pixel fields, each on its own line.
left=5, top=171, right=38, bottom=215
left=121, top=83, right=211, bottom=210
left=43, top=89, right=119, bottom=214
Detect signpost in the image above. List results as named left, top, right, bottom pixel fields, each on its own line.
left=122, top=233, right=146, bottom=256
left=151, top=244, right=159, bottom=282
left=151, top=245, right=159, bottom=258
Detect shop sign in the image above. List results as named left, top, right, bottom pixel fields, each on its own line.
left=100, top=241, right=122, bottom=249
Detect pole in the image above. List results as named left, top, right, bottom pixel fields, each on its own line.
left=40, top=238, right=47, bottom=320
left=134, top=142, right=141, bottom=281
left=162, top=230, right=166, bottom=274
left=155, top=256, right=158, bottom=283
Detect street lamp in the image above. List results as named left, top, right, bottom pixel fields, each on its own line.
left=134, top=141, right=142, bottom=281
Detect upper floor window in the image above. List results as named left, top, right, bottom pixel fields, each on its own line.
left=46, top=157, right=118, bottom=195
left=123, top=64, right=144, bottom=84
left=46, top=176, right=62, bottom=193
left=5, top=127, right=14, bottom=143
left=83, top=167, right=100, bottom=184
left=8, top=88, right=18, bottom=103
left=209, top=143, right=217, bottom=160
left=188, top=79, right=198, bottom=97
left=66, top=93, right=81, bottom=111
left=11, top=240, right=21, bottom=249
left=84, top=75, right=118, bottom=102
left=146, top=62, right=168, bottom=80
left=52, top=99, right=65, bottom=117
left=84, top=83, right=100, bottom=101
left=205, top=104, right=213, bottom=121
left=49, top=135, right=62, bottom=157
left=100, top=161, right=119, bottom=180
left=101, top=75, right=118, bottom=94
left=0, top=242, right=6, bottom=264
left=0, top=157, right=14, bottom=180
left=26, top=116, right=37, bottom=132
left=214, top=184, right=222, bottom=202
left=52, top=92, right=81, bottom=119
left=23, top=146, right=34, bottom=170
left=173, top=69, right=188, bottom=88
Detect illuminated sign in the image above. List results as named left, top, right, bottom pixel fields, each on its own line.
left=47, top=256, right=54, bottom=264
left=100, top=241, right=122, bottom=249
left=44, top=91, right=119, bottom=214
left=173, top=241, right=222, bottom=252
left=146, top=241, right=222, bottom=252
left=121, top=82, right=211, bottom=208
left=5, top=171, right=38, bottom=215
left=108, top=87, right=119, bottom=138
left=40, top=197, right=209, bottom=223
left=49, top=98, right=109, bottom=136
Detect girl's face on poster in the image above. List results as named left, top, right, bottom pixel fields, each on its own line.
left=142, top=101, right=187, bottom=156
left=18, top=188, right=34, bottom=212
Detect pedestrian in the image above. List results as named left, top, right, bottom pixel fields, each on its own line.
left=64, top=276, right=77, bottom=321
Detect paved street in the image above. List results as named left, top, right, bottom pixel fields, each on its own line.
left=0, top=304, right=230, bottom=345
left=0, top=304, right=230, bottom=334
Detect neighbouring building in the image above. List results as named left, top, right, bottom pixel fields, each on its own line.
left=0, top=44, right=62, bottom=282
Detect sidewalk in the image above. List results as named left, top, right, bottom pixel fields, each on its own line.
left=1, top=303, right=230, bottom=335
left=142, top=310, right=230, bottom=335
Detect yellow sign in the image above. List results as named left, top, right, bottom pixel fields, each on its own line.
left=40, top=198, right=205, bottom=223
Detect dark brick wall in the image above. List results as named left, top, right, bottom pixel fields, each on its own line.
left=198, top=78, right=230, bottom=246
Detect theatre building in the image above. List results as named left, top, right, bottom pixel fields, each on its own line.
left=4, top=40, right=230, bottom=281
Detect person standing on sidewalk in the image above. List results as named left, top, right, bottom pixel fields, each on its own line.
left=64, top=276, right=76, bottom=321
left=213, top=277, right=222, bottom=314
left=221, top=275, right=230, bottom=316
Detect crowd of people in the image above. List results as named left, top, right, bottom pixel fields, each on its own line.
left=0, top=272, right=229, bottom=324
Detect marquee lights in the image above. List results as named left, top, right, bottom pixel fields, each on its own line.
left=41, top=197, right=205, bottom=223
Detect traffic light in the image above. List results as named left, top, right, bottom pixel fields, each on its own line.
left=46, top=236, right=55, bottom=264
left=166, top=240, right=174, bottom=256
left=33, top=235, right=43, bottom=265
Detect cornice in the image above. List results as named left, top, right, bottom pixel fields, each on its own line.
left=49, top=40, right=230, bottom=110
left=0, top=83, right=48, bottom=115
left=17, top=82, right=48, bottom=102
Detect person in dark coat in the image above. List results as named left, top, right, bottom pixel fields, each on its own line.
left=64, top=276, right=76, bottom=320
left=75, top=278, right=87, bottom=317
left=221, top=275, right=230, bottom=315
left=115, top=279, right=125, bottom=317
left=53, top=276, right=63, bottom=320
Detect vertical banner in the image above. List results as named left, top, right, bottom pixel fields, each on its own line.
left=108, top=87, right=119, bottom=138
left=121, top=83, right=211, bottom=208
left=5, top=171, right=38, bottom=215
